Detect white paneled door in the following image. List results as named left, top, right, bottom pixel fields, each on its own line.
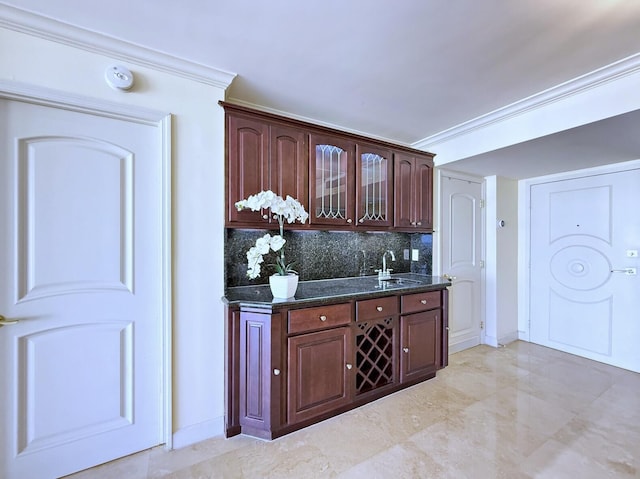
left=530, top=168, right=640, bottom=372
left=0, top=98, right=167, bottom=478
left=440, top=172, right=484, bottom=353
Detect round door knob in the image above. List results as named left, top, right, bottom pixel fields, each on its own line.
left=403, top=347, right=409, bottom=353
left=273, top=369, right=281, bottom=376
left=346, top=363, right=353, bottom=370
left=319, top=315, right=327, bottom=321
left=347, top=219, right=353, bottom=224
left=420, top=299, right=427, bottom=304
left=376, top=306, right=383, bottom=312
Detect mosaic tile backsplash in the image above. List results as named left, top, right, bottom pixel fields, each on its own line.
left=225, top=229, right=433, bottom=287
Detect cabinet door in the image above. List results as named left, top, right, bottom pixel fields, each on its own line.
left=287, top=326, right=353, bottom=424
left=400, top=309, right=440, bottom=383
left=309, top=133, right=356, bottom=226
left=270, top=123, right=308, bottom=215
left=356, top=143, right=393, bottom=227
left=393, top=153, right=415, bottom=229
left=227, top=114, right=270, bottom=226
left=393, top=153, right=434, bottom=231
left=413, top=155, right=434, bottom=230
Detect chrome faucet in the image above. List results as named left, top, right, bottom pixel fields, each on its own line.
left=377, top=250, right=396, bottom=280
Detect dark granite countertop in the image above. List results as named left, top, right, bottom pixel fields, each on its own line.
left=223, top=273, right=451, bottom=308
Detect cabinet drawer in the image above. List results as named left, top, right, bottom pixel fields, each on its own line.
left=401, top=291, right=441, bottom=314
left=356, top=296, right=398, bottom=321
left=288, top=302, right=352, bottom=334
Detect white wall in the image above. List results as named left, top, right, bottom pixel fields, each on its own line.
left=0, top=25, right=231, bottom=447
left=484, top=176, right=519, bottom=347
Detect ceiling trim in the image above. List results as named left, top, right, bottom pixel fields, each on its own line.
left=0, top=3, right=236, bottom=89
left=413, top=52, right=640, bottom=151
left=225, top=96, right=409, bottom=147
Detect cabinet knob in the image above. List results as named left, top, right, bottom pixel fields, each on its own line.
left=346, top=363, right=353, bottom=370
left=273, top=369, right=281, bottom=376
left=346, top=218, right=353, bottom=224
left=262, top=214, right=269, bottom=220
left=376, top=306, right=383, bottom=312
left=411, top=221, right=417, bottom=226
left=403, top=347, right=409, bottom=353
left=359, top=219, right=364, bottom=223
left=417, top=222, right=422, bottom=226
left=446, top=327, right=450, bottom=331
left=319, top=315, right=327, bottom=321
left=420, top=299, right=427, bottom=305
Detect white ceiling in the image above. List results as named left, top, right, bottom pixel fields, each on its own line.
left=4, top=0, right=640, bottom=178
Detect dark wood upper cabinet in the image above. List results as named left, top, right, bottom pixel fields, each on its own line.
left=308, top=133, right=356, bottom=226
left=226, top=111, right=308, bottom=227
left=355, top=143, right=393, bottom=228
left=270, top=124, right=308, bottom=210
left=227, top=114, right=270, bottom=226
left=394, top=153, right=433, bottom=231
left=222, top=102, right=434, bottom=232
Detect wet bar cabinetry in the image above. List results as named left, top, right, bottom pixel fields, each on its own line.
left=226, top=110, right=308, bottom=227
left=225, top=284, right=448, bottom=439
left=394, top=153, right=434, bottom=231
left=222, top=102, right=433, bottom=232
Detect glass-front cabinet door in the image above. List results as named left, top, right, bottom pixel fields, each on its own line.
left=356, top=143, right=393, bottom=227
left=309, top=133, right=356, bottom=226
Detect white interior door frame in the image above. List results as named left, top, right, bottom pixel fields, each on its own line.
left=519, top=157, right=640, bottom=343
left=0, top=80, right=173, bottom=449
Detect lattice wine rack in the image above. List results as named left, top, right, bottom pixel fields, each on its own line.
left=355, top=318, right=396, bottom=395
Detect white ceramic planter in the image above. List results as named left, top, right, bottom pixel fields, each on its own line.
left=269, top=273, right=299, bottom=299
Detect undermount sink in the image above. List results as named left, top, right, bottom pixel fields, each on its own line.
left=380, top=277, right=421, bottom=285
left=374, top=277, right=422, bottom=289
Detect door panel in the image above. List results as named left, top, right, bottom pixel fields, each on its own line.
left=530, top=168, right=640, bottom=372
left=440, top=172, right=483, bottom=353
left=18, top=137, right=133, bottom=299
left=1, top=99, right=165, bottom=479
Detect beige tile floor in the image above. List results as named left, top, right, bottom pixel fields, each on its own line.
left=67, top=341, right=640, bottom=478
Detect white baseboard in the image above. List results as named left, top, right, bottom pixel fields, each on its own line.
left=449, top=337, right=481, bottom=354
left=172, top=417, right=225, bottom=449
left=499, top=331, right=519, bottom=346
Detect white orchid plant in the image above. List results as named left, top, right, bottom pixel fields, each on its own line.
left=235, top=190, right=309, bottom=279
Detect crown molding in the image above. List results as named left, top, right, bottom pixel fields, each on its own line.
left=0, top=3, right=236, bottom=89
left=226, top=96, right=410, bottom=147
left=413, top=52, right=640, bottom=150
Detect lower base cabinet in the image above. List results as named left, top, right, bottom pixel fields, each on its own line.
left=228, top=287, right=448, bottom=439
left=288, top=327, right=353, bottom=424
left=400, top=310, right=440, bottom=383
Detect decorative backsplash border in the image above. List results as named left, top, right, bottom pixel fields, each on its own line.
left=225, top=229, right=433, bottom=287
